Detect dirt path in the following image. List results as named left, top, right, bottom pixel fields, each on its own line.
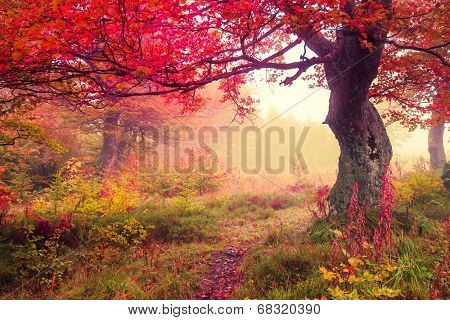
left=196, top=246, right=249, bottom=300
left=196, top=208, right=310, bottom=300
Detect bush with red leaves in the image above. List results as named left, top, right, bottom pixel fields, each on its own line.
left=0, top=167, right=16, bottom=222
left=310, top=185, right=330, bottom=219
left=373, top=165, right=394, bottom=261
left=16, top=213, right=77, bottom=247
left=248, top=196, right=266, bottom=208
left=269, top=197, right=289, bottom=210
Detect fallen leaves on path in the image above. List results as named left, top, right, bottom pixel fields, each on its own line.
left=197, top=246, right=249, bottom=300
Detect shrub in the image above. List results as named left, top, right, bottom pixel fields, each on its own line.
left=0, top=167, right=16, bottom=222
left=319, top=258, right=401, bottom=300
left=0, top=228, right=74, bottom=292
left=144, top=169, right=223, bottom=200
left=7, top=169, right=32, bottom=203
left=30, top=160, right=143, bottom=218
left=30, top=160, right=101, bottom=217
left=98, top=173, right=141, bottom=216
left=172, top=196, right=205, bottom=215
left=269, top=197, right=289, bottom=210
left=3, top=213, right=77, bottom=247
left=393, top=171, right=447, bottom=215
left=96, top=218, right=150, bottom=248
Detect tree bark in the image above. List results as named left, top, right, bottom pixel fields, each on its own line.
left=428, top=116, right=446, bottom=170
left=326, top=98, right=393, bottom=214
left=138, top=129, right=147, bottom=168
left=323, top=29, right=393, bottom=215
left=99, top=112, right=120, bottom=170
left=117, top=129, right=136, bottom=164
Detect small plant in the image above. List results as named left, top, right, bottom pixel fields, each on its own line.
left=341, top=183, right=367, bottom=257
left=24, top=213, right=75, bottom=244
left=309, top=185, right=330, bottom=219
left=373, top=165, right=394, bottom=260
left=309, top=219, right=335, bottom=244
left=96, top=218, right=150, bottom=248
left=431, top=260, right=450, bottom=299
left=173, top=196, right=205, bottom=215
left=320, top=258, right=401, bottom=299
left=98, top=173, right=141, bottom=216
left=269, top=197, right=289, bottom=210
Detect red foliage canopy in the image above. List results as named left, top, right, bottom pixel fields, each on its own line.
left=0, top=0, right=448, bottom=124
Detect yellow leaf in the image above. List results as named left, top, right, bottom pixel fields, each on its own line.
left=319, top=267, right=336, bottom=281
left=333, top=229, right=343, bottom=238
left=348, top=257, right=364, bottom=267
left=342, top=248, right=349, bottom=257
left=382, top=263, right=397, bottom=272
left=348, top=275, right=361, bottom=283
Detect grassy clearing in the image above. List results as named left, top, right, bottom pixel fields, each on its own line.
left=0, top=190, right=310, bottom=299
left=1, top=167, right=448, bottom=300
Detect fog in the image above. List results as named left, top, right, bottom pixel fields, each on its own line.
left=180, top=78, right=449, bottom=189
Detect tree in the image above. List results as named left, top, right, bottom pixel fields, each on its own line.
left=428, top=114, right=446, bottom=171
left=0, top=0, right=448, bottom=214
left=94, top=99, right=171, bottom=170
left=428, top=85, right=448, bottom=170
left=33, top=97, right=182, bottom=170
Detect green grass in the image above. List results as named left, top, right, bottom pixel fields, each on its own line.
left=1, top=190, right=309, bottom=299
left=235, top=225, right=331, bottom=300
left=308, top=218, right=335, bottom=244
left=1, top=182, right=447, bottom=300
left=235, top=244, right=330, bottom=299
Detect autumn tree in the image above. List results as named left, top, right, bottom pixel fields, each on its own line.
left=0, top=0, right=448, bottom=214
left=94, top=98, right=172, bottom=170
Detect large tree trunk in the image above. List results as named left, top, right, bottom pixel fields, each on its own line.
left=428, top=119, right=446, bottom=170
left=326, top=98, right=393, bottom=214
left=323, top=26, right=393, bottom=214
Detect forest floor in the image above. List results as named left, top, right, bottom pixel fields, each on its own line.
left=1, top=171, right=448, bottom=300
left=196, top=207, right=310, bottom=299
left=196, top=246, right=249, bottom=299
left=0, top=191, right=313, bottom=299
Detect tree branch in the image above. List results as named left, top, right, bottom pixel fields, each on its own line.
left=385, top=40, right=450, bottom=67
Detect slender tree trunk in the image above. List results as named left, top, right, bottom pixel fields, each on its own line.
left=99, top=112, right=120, bottom=170
left=138, top=129, right=147, bottom=168
left=323, top=28, right=393, bottom=214
left=428, top=119, right=446, bottom=170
